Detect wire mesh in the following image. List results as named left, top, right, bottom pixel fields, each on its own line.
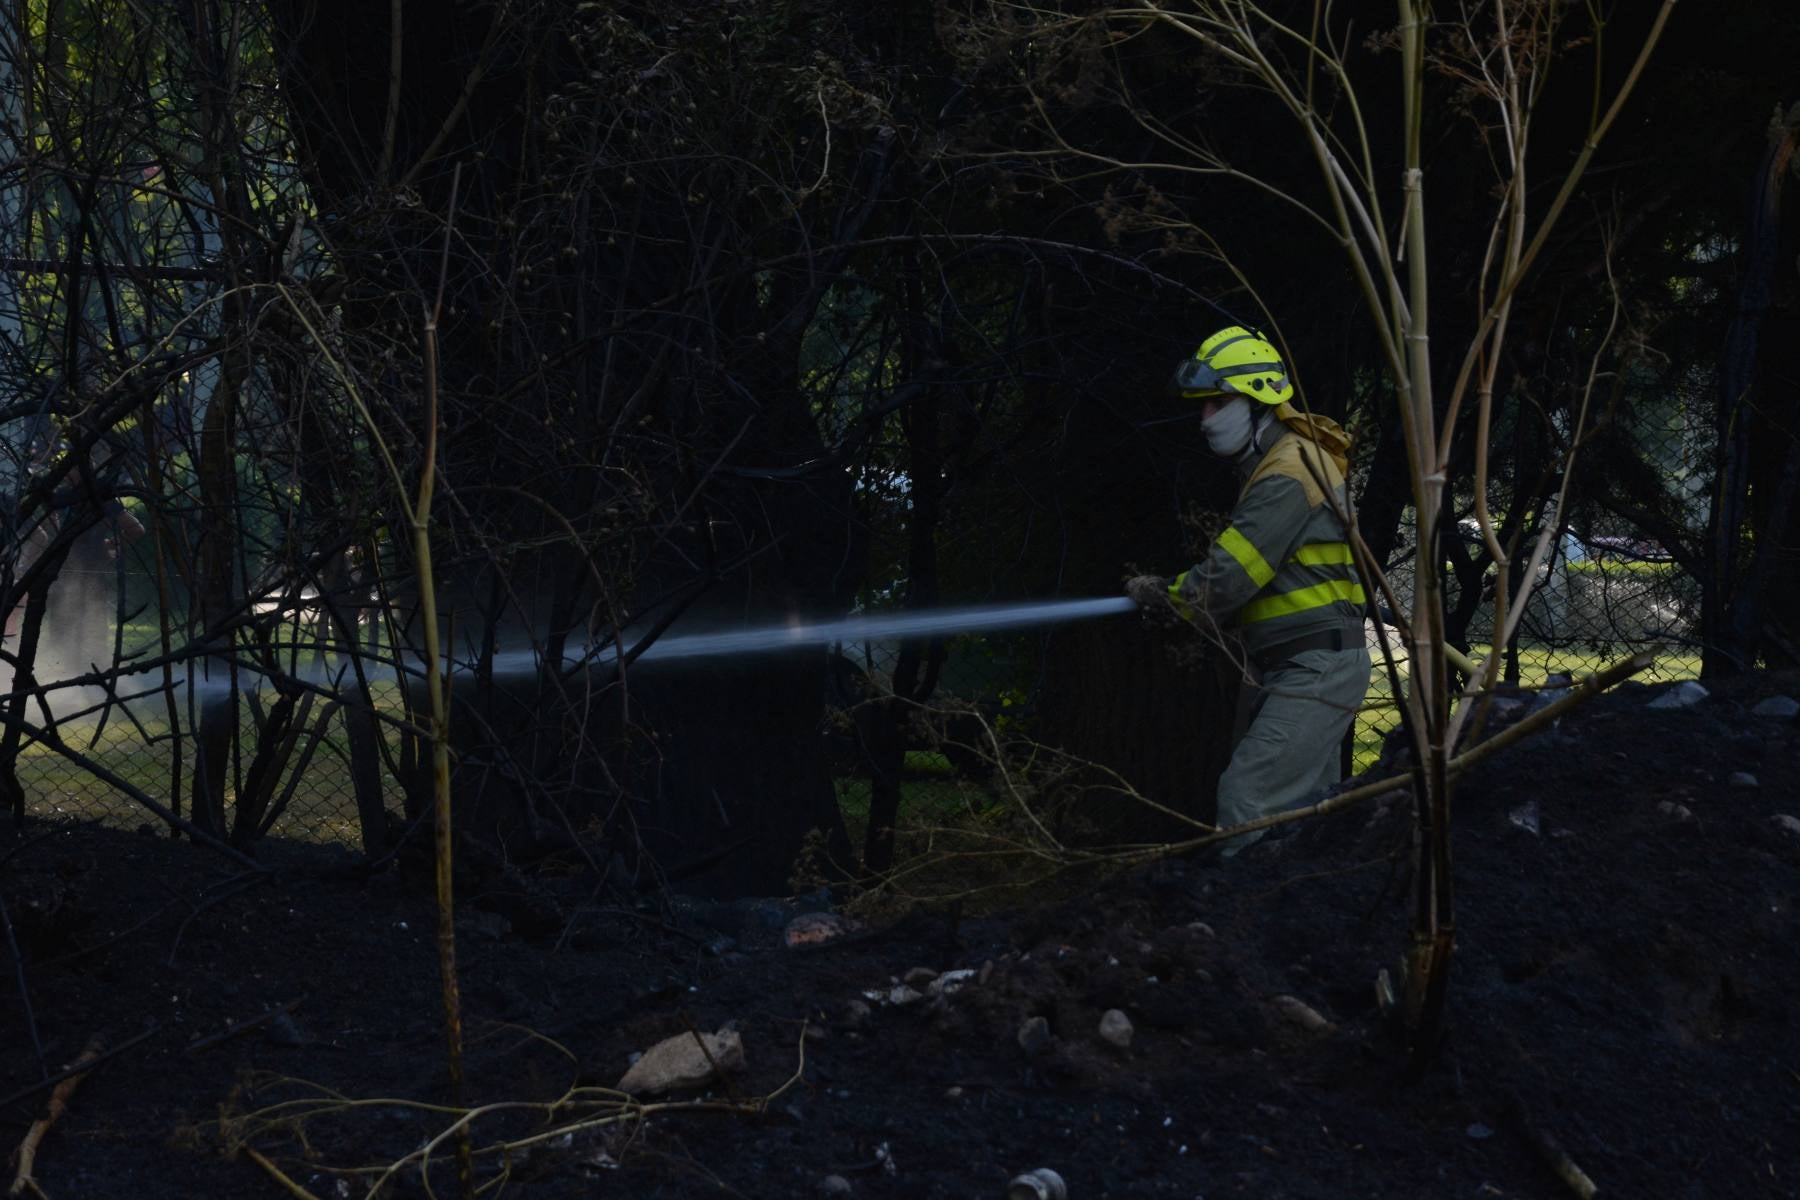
left=9, top=691, right=400, bottom=848
left=7, top=519, right=1708, bottom=849
left=1351, top=531, right=1702, bottom=771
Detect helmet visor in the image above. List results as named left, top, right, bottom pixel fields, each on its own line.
left=1168, top=354, right=1287, bottom=401
left=1168, top=357, right=1226, bottom=398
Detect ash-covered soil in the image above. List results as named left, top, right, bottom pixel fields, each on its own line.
left=3, top=670, right=1798, bottom=1199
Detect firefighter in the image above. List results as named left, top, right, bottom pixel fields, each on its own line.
left=1128, top=326, right=1371, bottom=854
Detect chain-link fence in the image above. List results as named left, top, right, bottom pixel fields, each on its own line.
left=10, top=689, right=401, bottom=848
left=1351, top=531, right=1702, bottom=771
left=9, top=535, right=1707, bottom=851
left=831, top=531, right=1705, bottom=836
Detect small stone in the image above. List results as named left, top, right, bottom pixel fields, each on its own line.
left=842, top=998, right=871, bottom=1027
left=264, top=1012, right=307, bottom=1047
left=1656, top=801, right=1693, bottom=822
left=1730, top=772, right=1760, bottom=789
left=1488, top=697, right=1525, bottom=722
left=1772, top=814, right=1800, bottom=838
left=784, top=912, right=864, bottom=949
left=887, top=984, right=924, bottom=1007
left=1374, top=969, right=1399, bottom=1018
left=1751, top=695, right=1800, bottom=719
left=817, top=1175, right=854, bottom=1198
left=978, top=959, right=995, bottom=986
left=927, top=968, right=977, bottom=998
left=1017, top=1015, right=1051, bottom=1056
left=1269, top=994, right=1331, bottom=1033
left=1187, top=921, right=1216, bottom=938
left=1647, top=681, right=1709, bottom=710
left=1466, top=1122, right=1494, bottom=1140
left=1098, top=1008, right=1134, bottom=1049
left=902, top=966, right=939, bottom=987
left=1507, top=801, right=1541, bottom=836
left=945, top=1085, right=964, bottom=1099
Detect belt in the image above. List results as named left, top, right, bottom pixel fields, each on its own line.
left=1254, top=625, right=1354, bottom=667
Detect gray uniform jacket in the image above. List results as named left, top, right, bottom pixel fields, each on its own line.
left=1173, top=410, right=1365, bottom=661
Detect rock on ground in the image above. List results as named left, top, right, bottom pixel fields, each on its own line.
left=1098, top=1008, right=1134, bottom=1049
left=1751, top=694, right=1799, bottom=718
left=1647, top=680, right=1709, bottom=709
left=9, top=666, right=1800, bottom=1199
left=617, top=1028, right=745, bottom=1095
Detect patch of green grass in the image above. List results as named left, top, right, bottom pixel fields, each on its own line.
left=833, top=766, right=995, bottom=863
left=15, top=692, right=410, bottom=845
left=1563, top=558, right=1679, bottom=576
left=1351, top=643, right=1701, bottom=774
left=902, top=749, right=956, bottom=776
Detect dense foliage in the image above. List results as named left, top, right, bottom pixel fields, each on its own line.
left=0, top=0, right=1795, bottom=895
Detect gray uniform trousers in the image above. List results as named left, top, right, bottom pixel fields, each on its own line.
left=1216, top=643, right=1371, bottom=854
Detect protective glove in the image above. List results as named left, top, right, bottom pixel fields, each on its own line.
left=1125, top=573, right=1195, bottom=622
left=1126, top=573, right=1169, bottom=609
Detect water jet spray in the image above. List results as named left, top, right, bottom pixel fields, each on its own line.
left=31, top=596, right=1143, bottom=708
left=522, top=595, right=1141, bottom=678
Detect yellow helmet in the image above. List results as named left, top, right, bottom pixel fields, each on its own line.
left=1168, top=325, right=1294, bottom=405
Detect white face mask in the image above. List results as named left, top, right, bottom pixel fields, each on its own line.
left=1202, top=397, right=1255, bottom=457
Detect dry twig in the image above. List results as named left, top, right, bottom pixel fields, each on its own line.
left=1508, top=1094, right=1600, bottom=1199
left=0, top=1027, right=157, bottom=1115
left=228, top=1021, right=810, bottom=1198
left=8, top=1035, right=104, bottom=1198
left=241, top=1145, right=324, bottom=1200
left=184, top=995, right=309, bottom=1054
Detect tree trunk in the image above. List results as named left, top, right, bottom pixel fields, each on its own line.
left=1743, top=116, right=1800, bottom=668
left=1030, top=372, right=1241, bottom=840
left=268, top=1, right=872, bottom=895
left=192, top=371, right=238, bottom=840
left=860, top=261, right=948, bottom=874
left=1037, top=620, right=1237, bottom=842
left=0, top=547, right=67, bottom=829
left=1705, top=117, right=1800, bottom=674
left=272, top=346, right=396, bottom=855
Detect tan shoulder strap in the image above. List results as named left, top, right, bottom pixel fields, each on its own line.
left=1242, top=431, right=1344, bottom=508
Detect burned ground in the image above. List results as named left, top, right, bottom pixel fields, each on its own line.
left=2, top=670, right=1797, bottom=1199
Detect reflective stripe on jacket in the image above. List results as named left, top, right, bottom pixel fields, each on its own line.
left=1173, top=414, right=1364, bottom=657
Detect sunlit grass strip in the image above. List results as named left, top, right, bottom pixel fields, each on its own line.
left=1352, top=644, right=1701, bottom=772
left=12, top=692, right=414, bottom=843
